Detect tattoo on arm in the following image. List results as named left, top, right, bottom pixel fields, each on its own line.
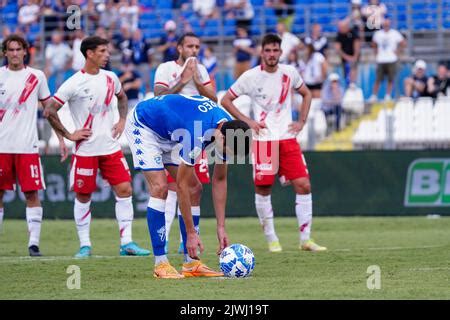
left=116, top=90, right=128, bottom=120
left=45, top=100, right=71, bottom=138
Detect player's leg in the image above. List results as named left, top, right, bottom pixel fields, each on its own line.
left=143, top=169, right=183, bottom=278
left=101, top=151, right=150, bottom=256
left=0, top=154, right=14, bottom=233
left=279, top=139, right=326, bottom=252
left=164, top=172, right=178, bottom=254
left=23, top=191, right=43, bottom=256
left=125, top=115, right=182, bottom=278
left=252, top=140, right=281, bottom=252
left=16, top=154, right=46, bottom=256
left=0, top=190, right=4, bottom=232
left=70, top=155, right=98, bottom=258
left=166, top=164, right=222, bottom=277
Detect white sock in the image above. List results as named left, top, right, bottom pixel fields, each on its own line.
left=155, top=255, right=168, bottom=266
left=164, top=190, right=177, bottom=242
left=115, top=196, right=133, bottom=246
left=74, top=198, right=92, bottom=247
left=0, top=208, right=4, bottom=231
left=26, top=207, right=42, bottom=247
left=296, top=193, right=313, bottom=242
left=255, top=194, right=278, bottom=242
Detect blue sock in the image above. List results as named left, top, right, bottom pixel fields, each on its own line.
left=147, top=197, right=166, bottom=257
left=178, top=206, right=200, bottom=255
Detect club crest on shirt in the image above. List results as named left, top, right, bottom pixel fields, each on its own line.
left=76, top=179, right=84, bottom=188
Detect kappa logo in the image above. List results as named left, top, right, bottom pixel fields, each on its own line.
left=157, top=226, right=166, bottom=242
left=76, top=168, right=94, bottom=176
left=256, top=163, right=273, bottom=171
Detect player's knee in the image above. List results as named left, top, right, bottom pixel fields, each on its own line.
left=190, top=181, right=203, bottom=201
left=24, top=191, right=40, bottom=205
left=294, top=179, right=311, bottom=194
left=116, top=183, right=132, bottom=198
left=151, top=182, right=169, bottom=199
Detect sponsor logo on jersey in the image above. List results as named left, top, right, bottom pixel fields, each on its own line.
left=256, top=163, right=273, bottom=171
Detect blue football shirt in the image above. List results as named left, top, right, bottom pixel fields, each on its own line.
left=134, top=94, right=232, bottom=165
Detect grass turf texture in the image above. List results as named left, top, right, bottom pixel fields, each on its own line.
left=0, top=217, right=449, bottom=299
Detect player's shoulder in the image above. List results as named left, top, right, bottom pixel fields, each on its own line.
left=279, top=63, right=299, bottom=74
left=25, top=66, right=46, bottom=79
left=100, top=69, right=119, bottom=79
left=156, top=60, right=176, bottom=71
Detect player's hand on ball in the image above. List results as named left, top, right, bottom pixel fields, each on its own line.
left=69, top=128, right=92, bottom=142
left=186, top=232, right=204, bottom=259
left=216, top=227, right=229, bottom=255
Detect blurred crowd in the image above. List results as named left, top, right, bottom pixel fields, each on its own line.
left=1, top=0, right=449, bottom=146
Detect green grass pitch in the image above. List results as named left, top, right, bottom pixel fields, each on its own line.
left=0, top=216, right=449, bottom=299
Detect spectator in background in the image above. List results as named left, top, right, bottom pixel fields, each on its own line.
left=349, top=0, right=365, bottom=39
left=44, top=31, right=72, bottom=88
left=276, top=21, right=301, bottom=64
left=98, top=0, right=120, bottom=30
left=362, top=0, right=387, bottom=42
left=225, top=0, right=255, bottom=30
left=201, top=45, right=218, bottom=90
left=369, top=18, right=406, bottom=103
left=129, top=28, right=154, bottom=93
left=427, top=63, right=450, bottom=99
left=158, top=20, right=179, bottom=63
left=193, top=0, right=219, bottom=25
left=301, top=44, right=328, bottom=98
left=303, top=24, right=328, bottom=57
left=118, top=0, right=140, bottom=32
left=233, top=26, right=255, bottom=79
left=321, top=73, right=344, bottom=132
left=71, top=29, right=86, bottom=72
left=118, top=63, right=142, bottom=110
left=266, top=0, right=295, bottom=30
left=18, top=0, right=40, bottom=33
left=335, top=19, right=361, bottom=87
left=404, top=60, right=429, bottom=99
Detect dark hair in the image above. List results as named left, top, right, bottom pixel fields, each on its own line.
left=80, top=36, right=109, bottom=58
left=220, top=120, right=252, bottom=158
left=177, top=32, right=199, bottom=47
left=2, top=34, right=28, bottom=54
left=261, top=33, right=282, bottom=49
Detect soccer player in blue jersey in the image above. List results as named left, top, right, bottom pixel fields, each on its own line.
left=125, top=94, right=251, bottom=278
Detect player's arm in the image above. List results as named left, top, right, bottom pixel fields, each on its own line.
left=177, top=162, right=204, bottom=259
left=221, top=91, right=266, bottom=134
left=41, top=99, right=69, bottom=161
left=154, top=60, right=195, bottom=96
left=212, top=162, right=229, bottom=254
left=44, top=98, right=92, bottom=142
left=111, top=89, right=128, bottom=139
left=289, top=84, right=312, bottom=134
left=193, top=60, right=217, bottom=102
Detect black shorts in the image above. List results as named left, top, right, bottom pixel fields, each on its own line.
left=376, top=62, right=397, bottom=82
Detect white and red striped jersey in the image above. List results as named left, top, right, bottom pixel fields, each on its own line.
left=154, top=59, right=211, bottom=95
left=53, top=69, right=122, bottom=156
left=0, top=66, right=50, bottom=153
left=229, top=64, right=304, bottom=141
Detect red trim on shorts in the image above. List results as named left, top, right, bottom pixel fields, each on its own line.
left=202, top=80, right=211, bottom=86
left=53, top=95, right=65, bottom=105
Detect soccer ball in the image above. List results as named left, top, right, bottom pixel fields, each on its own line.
left=219, top=243, right=255, bottom=278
